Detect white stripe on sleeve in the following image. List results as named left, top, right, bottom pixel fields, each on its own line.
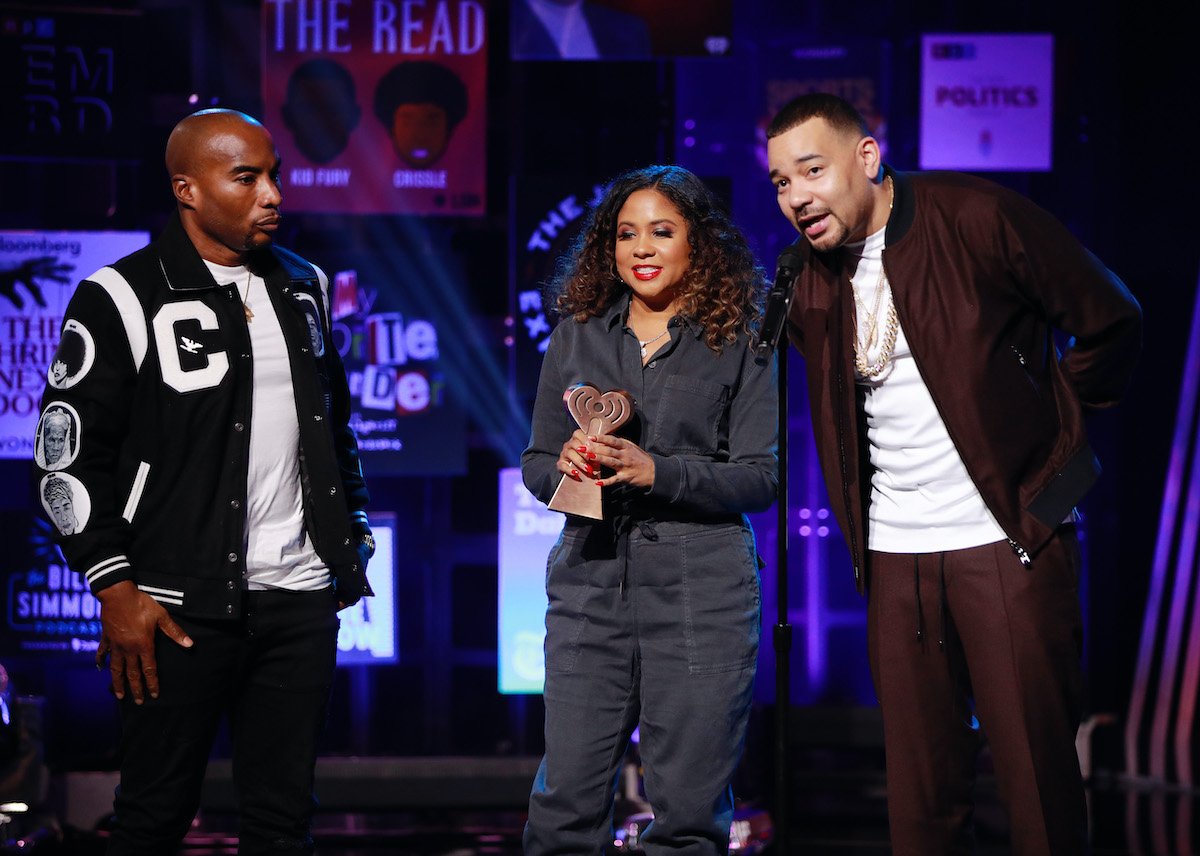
left=86, top=554, right=131, bottom=585
left=87, top=266, right=148, bottom=371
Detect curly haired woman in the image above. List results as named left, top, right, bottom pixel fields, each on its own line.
left=521, top=164, right=778, bottom=855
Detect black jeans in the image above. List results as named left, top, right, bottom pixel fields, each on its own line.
left=108, top=587, right=339, bottom=856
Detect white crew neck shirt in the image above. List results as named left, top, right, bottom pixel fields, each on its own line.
left=204, top=260, right=329, bottom=590
left=845, top=227, right=1007, bottom=553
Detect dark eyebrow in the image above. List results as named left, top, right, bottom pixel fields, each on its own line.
left=617, top=218, right=679, bottom=228
left=229, top=158, right=282, bottom=175
left=768, top=154, right=821, bottom=180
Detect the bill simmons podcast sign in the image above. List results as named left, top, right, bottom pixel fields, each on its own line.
left=261, top=0, right=487, bottom=215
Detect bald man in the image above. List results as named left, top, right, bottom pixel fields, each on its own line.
left=34, top=109, right=375, bottom=855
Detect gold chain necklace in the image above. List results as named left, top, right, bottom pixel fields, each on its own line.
left=853, top=270, right=887, bottom=351
left=854, top=277, right=899, bottom=378
left=238, top=272, right=255, bottom=322
left=852, top=175, right=898, bottom=378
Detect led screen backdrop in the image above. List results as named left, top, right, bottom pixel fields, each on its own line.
left=510, top=0, right=733, bottom=60
left=920, top=33, right=1053, bottom=171
left=336, top=512, right=398, bottom=665
left=3, top=512, right=100, bottom=658
left=738, top=39, right=891, bottom=268
left=0, top=4, right=146, bottom=160
left=0, top=230, right=149, bottom=459
left=2, top=507, right=397, bottom=664
left=298, top=226, right=467, bottom=476
left=328, top=263, right=465, bottom=475
left=510, top=176, right=606, bottom=403
left=261, top=0, right=488, bottom=215
left=497, top=466, right=562, bottom=693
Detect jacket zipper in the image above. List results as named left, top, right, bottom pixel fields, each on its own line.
left=1010, top=344, right=1043, bottom=398
left=834, top=282, right=863, bottom=584
left=881, top=254, right=1032, bottom=571
left=1007, top=538, right=1032, bottom=567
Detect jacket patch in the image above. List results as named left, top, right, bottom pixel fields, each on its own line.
left=47, top=318, right=95, bottom=389
left=152, top=300, right=230, bottom=393
left=39, top=472, right=91, bottom=535
left=34, top=402, right=81, bottom=471
left=293, top=291, right=326, bottom=357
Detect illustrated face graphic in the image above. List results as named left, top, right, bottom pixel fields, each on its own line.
left=390, top=103, right=450, bottom=168
left=50, top=495, right=74, bottom=531
left=48, top=320, right=95, bottom=390
left=43, top=419, right=68, bottom=464
left=282, top=65, right=361, bottom=164
left=41, top=473, right=88, bottom=535
left=36, top=403, right=80, bottom=471
left=44, top=480, right=78, bottom=534
left=306, top=313, right=324, bottom=352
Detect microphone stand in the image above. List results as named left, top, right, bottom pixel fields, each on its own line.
left=754, top=243, right=800, bottom=854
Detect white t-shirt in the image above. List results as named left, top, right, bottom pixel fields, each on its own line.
left=846, top=228, right=1007, bottom=553
left=204, top=261, right=330, bottom=591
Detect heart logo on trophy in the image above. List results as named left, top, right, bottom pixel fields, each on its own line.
left=547, top=384, right=635, bottom=520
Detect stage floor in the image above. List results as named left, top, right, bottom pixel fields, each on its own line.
left=15, top=770, right=1199, bottom=854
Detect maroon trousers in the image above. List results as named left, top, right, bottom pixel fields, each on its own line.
left=866, top=526, right=1088, bottom=856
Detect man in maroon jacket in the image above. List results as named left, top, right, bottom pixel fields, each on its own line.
left=766, top=92, right=1141, bottom=855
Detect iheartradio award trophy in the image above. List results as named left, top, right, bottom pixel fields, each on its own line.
left=547, top=384, right=634, bottom=520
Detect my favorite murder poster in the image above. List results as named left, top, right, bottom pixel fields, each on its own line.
left=261, top=0, right=487, bottom=216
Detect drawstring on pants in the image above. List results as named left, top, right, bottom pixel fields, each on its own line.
left=635, top=520, right=659, bottom=540
left=913, top=556, right=924, bottom=643
left=938, top=553, right=948, bottom=651
left=913, top=552, right=950, bottom=648
left=617, top=517, right=659, bottom=598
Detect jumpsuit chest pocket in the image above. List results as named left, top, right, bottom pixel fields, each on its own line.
left=651, top=375, right=729, bottom=455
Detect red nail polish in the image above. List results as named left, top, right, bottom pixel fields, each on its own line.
left=576, top=446, right=587, bottom=453
left=586, top=452, right=596, bottom=460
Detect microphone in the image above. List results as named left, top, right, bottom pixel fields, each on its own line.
left=754, top=241, right=804, bottom=357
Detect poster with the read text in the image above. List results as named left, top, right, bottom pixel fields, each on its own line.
left=261, top=0, right=487, bottom=215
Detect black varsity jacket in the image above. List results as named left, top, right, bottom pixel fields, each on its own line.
left=34, top=213, right=373, bottom=618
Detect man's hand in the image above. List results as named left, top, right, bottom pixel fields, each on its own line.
left=95, top=581, right=193, bottom=704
